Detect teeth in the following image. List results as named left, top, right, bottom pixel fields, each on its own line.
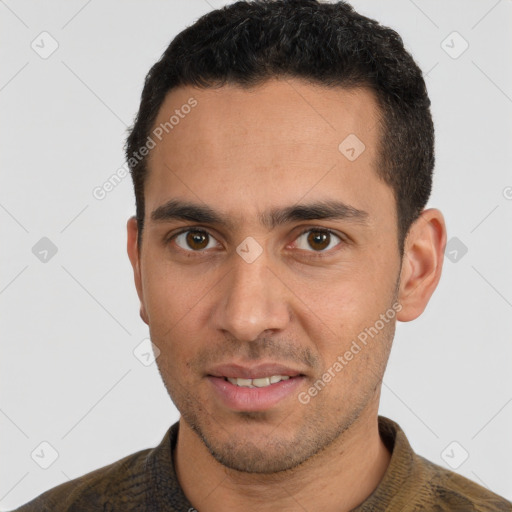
left=226, top=375, right=291, bottom=388
left=252, top=377, right=271, bottom=387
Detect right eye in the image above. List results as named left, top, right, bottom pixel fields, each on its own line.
left=171, top=229, right=221, bottom=252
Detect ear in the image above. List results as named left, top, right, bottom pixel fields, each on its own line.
left=396, top=208, right=447, bottom=322
left=127, top=216, right=149, bottom=325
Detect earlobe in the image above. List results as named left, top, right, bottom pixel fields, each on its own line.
left=140, top=304, right=149, bottom=325
left=127, top=216, right=149, bottom=326
left=396, top=208, right=447, bottom=322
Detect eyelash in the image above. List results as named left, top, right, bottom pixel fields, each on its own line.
left=166, top=226, right=345, bottom=257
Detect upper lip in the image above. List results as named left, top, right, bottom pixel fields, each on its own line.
left=207, top=363, right=305, bottom=379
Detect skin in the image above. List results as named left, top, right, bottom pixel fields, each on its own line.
left=127, top=78, right=446, bottom=512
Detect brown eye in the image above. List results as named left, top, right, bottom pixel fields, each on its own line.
left=295, top=229, right=342, bottom=252
left=308, top=231, right=330, bottom=250
left=174, top=230, right=218, bottom=251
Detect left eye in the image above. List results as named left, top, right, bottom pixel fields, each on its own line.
left=294, top=228, right=342, bottom=252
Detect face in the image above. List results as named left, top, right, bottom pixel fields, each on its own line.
left=128, top=79, right=405, bottom=473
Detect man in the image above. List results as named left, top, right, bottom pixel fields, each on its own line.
left=12, top=0, right=511, bottom=510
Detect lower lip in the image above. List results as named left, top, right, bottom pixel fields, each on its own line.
left=207, top=376, right=305, bottom=412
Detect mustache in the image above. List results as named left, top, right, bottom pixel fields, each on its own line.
left=190, top=336, right=320, bottom=370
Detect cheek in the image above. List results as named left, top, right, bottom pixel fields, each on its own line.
left=142, top=267, right=211, bottom=359
left=302, top=264, right=397, bottom=354
left=141, top=260, right=207, bottom=325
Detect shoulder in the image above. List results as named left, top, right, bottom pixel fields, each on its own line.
left=9, top=422, right=192, bottom=512
left=414, top=453, right=512, bottom=512
left=375, top=416, right=512, bottom=512
left=10, top=446, right=154, bottom=512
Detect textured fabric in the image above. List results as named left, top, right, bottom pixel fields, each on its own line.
left=12, top=416, right=512, bottom=511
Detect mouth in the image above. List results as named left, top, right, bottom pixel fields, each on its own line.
left=223, top=375, right=293, bottom=388
left=206, top=363, right=307, bottom=412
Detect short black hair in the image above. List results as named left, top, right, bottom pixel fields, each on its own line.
left=125, top=0, right=434, bottom=254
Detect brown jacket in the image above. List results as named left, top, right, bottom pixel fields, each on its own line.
left=11, top=416, right=512, bottom=511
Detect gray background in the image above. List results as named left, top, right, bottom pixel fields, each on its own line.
left=1, top=0, right=511, bottom=508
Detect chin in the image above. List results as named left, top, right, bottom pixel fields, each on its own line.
left=206, top=438, right=309, bottom=474
left=190, top=417, right=327, bottom=474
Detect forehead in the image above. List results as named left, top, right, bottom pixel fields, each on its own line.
left=150, top=78, right=380, bottom=154
left=144, top=79, right=391, bottom=227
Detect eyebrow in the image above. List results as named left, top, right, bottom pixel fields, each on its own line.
left=150, top=198, right=369, bottom=230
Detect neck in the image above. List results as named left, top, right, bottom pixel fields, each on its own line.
left=174, top=404, right=391, bottom=512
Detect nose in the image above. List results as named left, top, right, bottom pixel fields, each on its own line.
left=211, top=249, right=291, bottom=342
